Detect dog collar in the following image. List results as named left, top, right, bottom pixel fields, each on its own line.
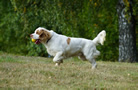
left=46, top=30, right=54, bottom=44
left=46, top=38, right=51, bottom=44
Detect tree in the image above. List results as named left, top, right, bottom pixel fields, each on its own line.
left=117, top=0, right=137, bottom=62
left=1, top=0, right=137, bottom=61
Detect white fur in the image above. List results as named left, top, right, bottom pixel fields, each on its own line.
left=32, top=27, right=106, bottom=69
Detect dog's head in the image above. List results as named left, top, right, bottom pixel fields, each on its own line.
left=30, top=27, right=51, bottom=44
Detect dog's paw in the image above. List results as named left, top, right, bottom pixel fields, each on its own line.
left=55, top=63, right=60, bottom=66
left=92, top=64, right=97, bottom=69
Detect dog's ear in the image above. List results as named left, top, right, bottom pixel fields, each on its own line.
left=40, top=32, right=45, bottom=38
left=39, top=30, right=51, bottom=42
left=43, top=30, right=51, bottom=39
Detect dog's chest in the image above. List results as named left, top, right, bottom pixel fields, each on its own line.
left=45, top=44, right=60, bottom=56
left=46, top=48, right=57, bottom=56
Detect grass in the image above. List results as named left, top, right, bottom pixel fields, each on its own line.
left=0, top=52, right=138, bottom=90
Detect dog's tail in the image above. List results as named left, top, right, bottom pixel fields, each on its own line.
left=93, top=30, right=106, bottom=46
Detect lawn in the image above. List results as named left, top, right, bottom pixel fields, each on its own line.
left=0, top=52, right=138, bottom=90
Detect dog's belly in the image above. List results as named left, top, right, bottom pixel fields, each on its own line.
left=64, top=52, right=81, bottom=58
left=64, top=47, right=82, bottom=58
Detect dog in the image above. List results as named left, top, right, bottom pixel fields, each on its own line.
left=30, top=27, right=106, bottom=69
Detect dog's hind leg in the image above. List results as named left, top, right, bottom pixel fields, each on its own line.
left=78, top=53, right=87, bottom=61
left=85, top=55, right=97, bottom=69
left=90, top=59, right=97, bottom=69
left=87, top=58, right=97, bottom=69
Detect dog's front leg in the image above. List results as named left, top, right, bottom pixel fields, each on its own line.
left=55, top=60, right=63, bottom=66
left=53, top=52, right=64, bottom=66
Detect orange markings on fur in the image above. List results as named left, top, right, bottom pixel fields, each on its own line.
left=67, top=38, right=71, bottom=45
left=36, top=29, right=51, bottom=42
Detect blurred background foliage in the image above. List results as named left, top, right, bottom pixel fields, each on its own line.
left=0, top=0, right=137, bottom=61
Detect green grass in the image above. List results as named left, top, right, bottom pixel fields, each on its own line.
left=0, top=53, right=138, bottom=90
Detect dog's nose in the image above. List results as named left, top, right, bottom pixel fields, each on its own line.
left=30, top=34, right=33, bottom=38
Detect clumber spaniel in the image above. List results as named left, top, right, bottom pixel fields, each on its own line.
left=30, top=27, right=106, bottom=69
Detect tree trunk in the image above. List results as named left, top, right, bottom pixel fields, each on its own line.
left=117, top=0, right=137, bottom=62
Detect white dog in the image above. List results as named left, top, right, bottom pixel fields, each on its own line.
left=30, top=27, right=106, bottom=69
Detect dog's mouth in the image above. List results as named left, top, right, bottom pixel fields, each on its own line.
left=35, top=39, right=41, bottom=44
